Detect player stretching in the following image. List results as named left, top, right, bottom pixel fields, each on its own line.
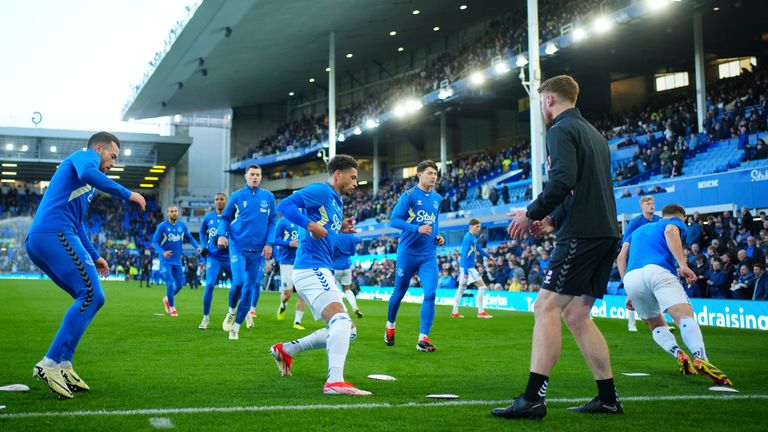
left=616, top=195, right=659, bottom=332
left=274, top=216, right=307, bottom=330
left=452, top=218, right=493, bottom=318
left=620, top=204, right=732, bottom=385
left=152, top=206, right=202, bottom=316
left=217, top=164, right=276, bottom=340
left=27, top=132, right=145, bottom=398
left=334, top=232, right=363, bottom=318
left=198, top=193, right=231, bottom=329
left=269, top=155, right=370, bottom=395
left=386, top=160, right=445, bottom=352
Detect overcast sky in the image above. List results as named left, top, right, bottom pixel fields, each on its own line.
left=0, top=0, right=193, bottom=134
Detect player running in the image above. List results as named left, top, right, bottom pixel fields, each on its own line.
left=274, top=215, right=307, bottom=330
left=269, top=155, right=370, bottom=395
left=198, top=193, right=231, bottom=329
left=152, top=206, right=202, bottom=316
left=616, top=195, right=660, bottom=332
left=452, top=218, right=493, bottom=319
left=334, top=232, right=363, bottom=318
left=619, top=203, right=732, bottom=385
left=385, top=160, right=445, bottom=352
left=217, top=164, right=276, bottom=340
left=27, top=131, right=146, bottom=398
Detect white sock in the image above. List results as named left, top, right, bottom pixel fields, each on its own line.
left=419, top=333, right=428, bottom=341
left=386, top=321, right=395, bottom=329
left=679, top=316, right=707, bottom=360
left=228, top=307, right=236, bottom=314
left=58, top=360, right=72, bottom=369
left=294, top=310, right=304, bottom=324
left=203, top=314, right=209, bottom=320
left=249, top=306, right=255, bottom=313
left=170, top=306, right=177, bottom=312
left=232, top=322, right=240, bottom=332
left=326, top=313, right=352, bottom=383
left=344, top=289, right=359, bottom=311
left=477, top=288, right=486, bottom=313
left=453, top=287, right=465, bottom=314
left=42, top=357, right=57, bottom=368
left=651, top=326, right=681, bottom=357
left=284, top=328, right=328, bottom=357
left=628, top=310, right=637, bottom=326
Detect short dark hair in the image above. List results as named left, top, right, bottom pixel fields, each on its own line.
left=215, top=192, right=227, bottom=198
left=755, top=263, right=765, bottom=270
left=662, top=204, right=686, bottom=217
left=88, top=131, right=120, bottom=149
left=246, top=164, right=262, bottom=172
left=417, top=160, right=438, bottom=174
left=327, top=154, right=358, bottom=175
left=537, top=75, right=579, bottom=104
left=469, top=218, right=481, bottom=226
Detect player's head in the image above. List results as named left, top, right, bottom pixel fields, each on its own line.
left=469, top=218, right=482, bottom=234
left=167, top=205, right=179, bottom=222
left=661, top=203, right=686, bottom=220
left=327, top=154, right=358, bottom=195
left=214, top=193, right=227, bottom=211
left=88, top=131, right=121, bottom=173
left=245, top=165, right=262, bottom=188
left=639, top=195, right=655, bottom=215
left=537, top=75, right=579, bottom=125
left=416, top=160, right=439, bottom=189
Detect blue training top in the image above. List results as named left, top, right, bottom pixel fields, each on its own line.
left=627, top=218, right=687, bottom=274
left=333, top=233, right=359, bottom=271
left=29, top=148, right=132, bottom=261
left=217, top=185, right=276, bottom=253
left=622, top=213, right=661, bottom=243
left=460, top=231, right=489, bottom=272
left=152, top=220, right=199, bottom=266
left=274, top=217, right=299, bottom=265
left=200, top=210, right=229, bottom=259
left=390, top=186, right=441, bottom=257
left=277, top=182, right=343, bottom=270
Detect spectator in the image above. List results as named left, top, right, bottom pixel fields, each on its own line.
left=752, top=264, right=768, bottom=300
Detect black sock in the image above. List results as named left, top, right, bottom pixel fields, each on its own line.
left=523, top=372, right=549, bottom=402
left=596, top=378, right=618, bottom=404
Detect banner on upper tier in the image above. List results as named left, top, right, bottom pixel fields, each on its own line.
left=357, top=287, right=768, bottom=331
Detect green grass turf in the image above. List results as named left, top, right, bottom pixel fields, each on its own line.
left=0, top=279, right=767, bottom=431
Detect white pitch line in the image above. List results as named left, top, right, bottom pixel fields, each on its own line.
left=1, top=394, right=766, bottom=419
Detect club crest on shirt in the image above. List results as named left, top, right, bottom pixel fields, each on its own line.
left=242, top=200, right=247, bottom=208
left=260, top=200, right=268, bottom=208
left=433, top=201, right=439, bottom=209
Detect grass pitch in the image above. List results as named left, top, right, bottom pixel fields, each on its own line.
left=0, top=279, right=766, bottom=431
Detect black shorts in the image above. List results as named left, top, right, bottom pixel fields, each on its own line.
left=542, top=237, right=620, bottom=299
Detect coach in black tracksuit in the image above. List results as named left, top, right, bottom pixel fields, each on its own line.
left=493, top=75, right=622, bottom=420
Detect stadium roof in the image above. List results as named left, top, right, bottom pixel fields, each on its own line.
left=0, top=127, right=191, bottom=188
left=122, top=0, right=512, bottom=120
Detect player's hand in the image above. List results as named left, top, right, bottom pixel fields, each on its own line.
left=307, top=221, right=328, bottom=239
left=262, top=245, right=273, bottom=260
left=95, top=257, right=110, bottom=277
left=677, top=265, right=697, bottom=283
left=200, top=249, right=208, bottom=258
left=530, top=216, right=554, bottom=237
left=435, top=235, right=445, bottom=246
left=163, top=250, right=173, bottom=258
left=129, top=192, right=146, bottom=211
left=196, top=247, right=203, bottom=255
left=340, top=217, right=356, bottom=233
left=507, top=210, right=532, bottom=239
left=625, top=298, right=635, bottom=311
left=217, top=236, right=228, bottom=249
left=417, top=224, right=433, bottom=235
left=289, top=239, right=299, bottom=248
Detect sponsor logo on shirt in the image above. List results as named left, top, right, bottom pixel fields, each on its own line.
left=167, top=233, right=183, bottom=242
left=415, top=210, right=437, bottom=224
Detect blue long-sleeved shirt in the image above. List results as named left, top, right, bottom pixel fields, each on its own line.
left=277, top=182, right=343, bottom=270
left=622, top=213, right=661, bottom=244
left=390, top=186, right=441, bottom=257
left=152, top=220, right=199, bottom=266
left=333, top=233, right=359, bottom=270
left=274, top=217, right=299, bottom=265
left=217, top=185, right=276, bottom=253
left=460, top=231, right=489, bottom=272
left=30, top=148, right=132, bottom=261
left=199, top=210, right=229, bottom=259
